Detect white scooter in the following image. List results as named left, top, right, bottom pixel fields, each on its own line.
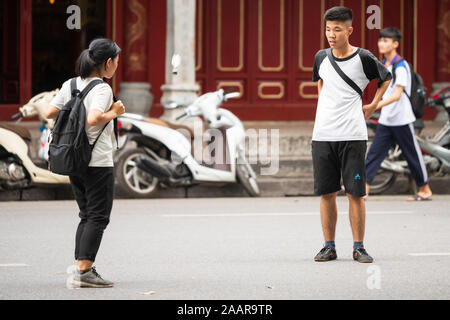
left=115, top=88, right=260, bottom=198
left=0, top=91, right=70, bottom=191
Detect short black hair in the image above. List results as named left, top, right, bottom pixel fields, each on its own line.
left=324, top=6, right=353, bottom=23
left=379, top=27, right=402, bottom=43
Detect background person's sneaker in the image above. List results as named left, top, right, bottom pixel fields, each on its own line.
left=314, top=246, right=337, bottom=262
left=72, top=267, right=114, bottom=288
left=353, top=248, right=374, bottom=263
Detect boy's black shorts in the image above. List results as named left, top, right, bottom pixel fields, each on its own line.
left=311, top=140, right=367, bottom=197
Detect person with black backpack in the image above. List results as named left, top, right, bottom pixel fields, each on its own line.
left=45, top=38, right=125, bottom=288
left=365, top=28, right=432, bottom=201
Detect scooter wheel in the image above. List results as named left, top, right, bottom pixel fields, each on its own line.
left=368, top=169, right=397, bottom=195
left=236, top=162, right=260, bottom=197
left=115, top=148, right=159, bottom=198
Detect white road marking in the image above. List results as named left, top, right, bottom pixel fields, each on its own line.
left=162, top=211, right=413, bottom=217
left=408, top=253, right=450, bottom=257
left=0, top=264, right=30, bottom=267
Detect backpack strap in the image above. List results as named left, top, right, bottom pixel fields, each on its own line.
left=91, top=122, right=109, bottom=149
left=70, top=77, right=80, bottom=98
left=83, top=80, right=119, bottom=150
left=78, top=79, right=105, bottom=100
left=94, top=95, right=120, bottom=150
left=391, top=58, right=411, bottom=99
left=326, top=48, right=363, bottom=99
left=112, top=95, right=119, bottom=150
left=391, top=58, right=403, bottom=87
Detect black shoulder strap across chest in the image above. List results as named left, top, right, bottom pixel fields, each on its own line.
left=326, top=48, right=363, bottom=99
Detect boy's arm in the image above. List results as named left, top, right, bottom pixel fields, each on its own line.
left=317, top=79, right=323, bottom=96
left=375, top=85, right=404, bottom=111
left=359, top=49, right=393, bottom=120
left=375, top=65, right=408, bottom=111
left=362, top=79, right=391, bottom=120
left=312, top=50, right=326, bottom=94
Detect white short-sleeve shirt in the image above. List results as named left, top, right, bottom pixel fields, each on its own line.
left=312, top=48, right=392, bottom=141
left=378, top=60, right=416, bottom=126
left=50, top=77, right=115, bottom=167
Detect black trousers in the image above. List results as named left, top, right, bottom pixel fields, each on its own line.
left=69, top=167, right=114, bottom=262
left=365, top=123, right=428, bottom=187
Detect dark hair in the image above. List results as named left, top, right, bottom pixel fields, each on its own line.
left=75, top=38, right=121, bottom=79
left=379, top=27, right=402, bottom=43
left=324, top=6, right=353, bottom=23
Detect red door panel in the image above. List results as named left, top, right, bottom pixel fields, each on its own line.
left=196, top=0, right=436, bottom=121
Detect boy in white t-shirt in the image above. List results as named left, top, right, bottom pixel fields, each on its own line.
left=365, top=28, right=432, bottom=201
left=311, top=7, right=392, bottom=264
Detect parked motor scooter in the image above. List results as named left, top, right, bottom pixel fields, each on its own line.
left=114, top=54, right=259, bottom=198
left=114, top=88, right=260, bottom=198
left=0, top=91, right=70, bottom=191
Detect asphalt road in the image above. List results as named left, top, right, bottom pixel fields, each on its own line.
left=0, top=195, right=449, bottom=300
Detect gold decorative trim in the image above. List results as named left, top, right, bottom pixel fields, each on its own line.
left=196, top=81, right=203, bottom=95
left=299, top=82, right=318, bottom=99
left=380, top=0, right=384, bottom=30
left=257, top=82, right=285, bottom=99
left=377, top=0, right=384, bottom=61
left=361, top=0, right=365, bottom=48
left=112, top=0, right=117, bottom=92
left=196, top=0, right=203, bottom=72
left=258, top=0, right=285, bottom=72
left=125, top=0, right=147, bottom=72
left=400, top=0, right=404, bottom=55
left=299, top=0, right=325, bottom=72
left=413, top=0, right=417, bottom=72
left=217, top=81, right=244, bottom=99
left=217, top=0, right=245, bottom=72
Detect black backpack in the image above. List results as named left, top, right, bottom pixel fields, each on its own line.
left=392, top=59, right=427, bottom=119
left=49, top=78, right=116, bottom=176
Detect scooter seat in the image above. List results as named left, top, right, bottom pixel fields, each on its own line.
left=0, top=123, right=32, bottom=141
left=148, top=118, right=170, bottom=128
left=159, top=120, right=195, bottom=139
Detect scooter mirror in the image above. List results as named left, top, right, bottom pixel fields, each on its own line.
left=226, top=92, right=241, bottom=100
left=171, top=54, right=181, bottom=74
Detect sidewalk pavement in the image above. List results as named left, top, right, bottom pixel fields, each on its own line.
left=0, top=121, right=449, bottom=201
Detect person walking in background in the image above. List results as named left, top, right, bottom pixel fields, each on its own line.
left=365, top=27, right=432, bottom=201
left=311, top=7, right=392, bottom=263
left=45, top=38, right=125, bottom=288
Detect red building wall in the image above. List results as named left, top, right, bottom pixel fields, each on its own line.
left=0, top=0, right=446, bottom=121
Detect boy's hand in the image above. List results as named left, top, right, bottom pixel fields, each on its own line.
left=362, top=103, right=377, bottom=120
left=111, top=100, right=125, bottom=118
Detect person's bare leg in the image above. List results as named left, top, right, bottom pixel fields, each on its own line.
left=406, top=183, right=432, bottom=200
left=320, top=192, right=338, bottom=242
left=417, top=184, right=432, bottom=198
left=363, top=183, right=370, bottom=200
left=347, top=194, right=365, bottom=242
left=77, top=260, right=93, bottom=272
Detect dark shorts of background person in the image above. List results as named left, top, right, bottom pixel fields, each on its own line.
left=69, top=167, right=115, bottom=262
left=312, top=140, right=367, bottom=197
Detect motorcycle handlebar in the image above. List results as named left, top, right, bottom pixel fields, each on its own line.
left=176, top=113, right=188, bottom=121
left=10, top=112, right=22, bottom=120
